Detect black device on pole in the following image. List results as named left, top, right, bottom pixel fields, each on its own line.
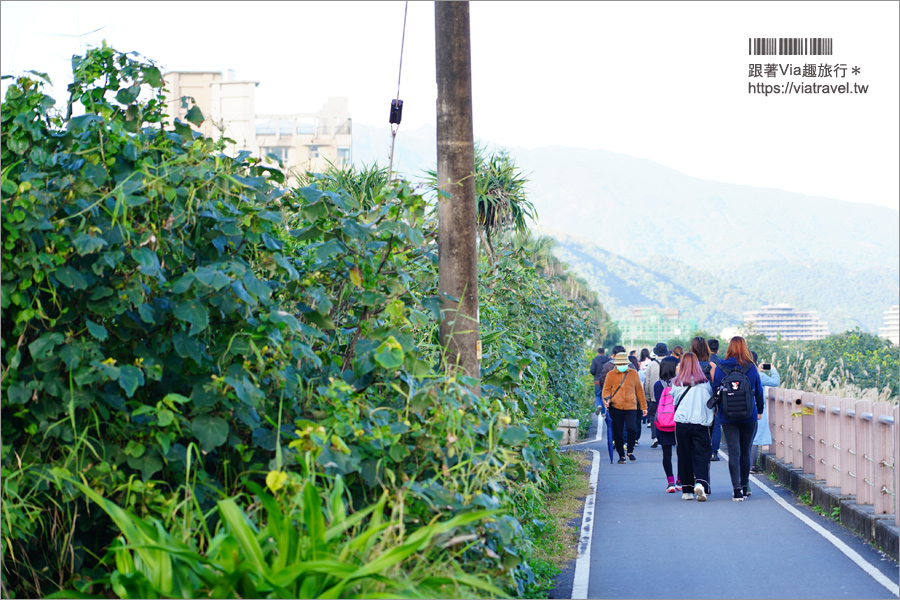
left=389, top=99, right=403, bottom=125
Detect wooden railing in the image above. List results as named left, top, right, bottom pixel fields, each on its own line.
left=767, top=388, right=898, bottom=526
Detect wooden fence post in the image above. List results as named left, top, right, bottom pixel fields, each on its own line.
left=840, top=397, right=857, bottom=496
left=854, top=400, right=874, bottom=506
left=872, top=402, right=893, bottom=515
left=813, top=394, right=827, bottom=481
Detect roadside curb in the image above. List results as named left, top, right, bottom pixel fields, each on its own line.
left=760, top=452, right=899, bottom=560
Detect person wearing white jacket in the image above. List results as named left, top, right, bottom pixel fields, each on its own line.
left=672, top=352, right=715, bottom=501
left=750, top=352, right=780, bottom=473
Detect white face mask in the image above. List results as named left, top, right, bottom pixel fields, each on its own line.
left=616, top=365, right=628, bottom=372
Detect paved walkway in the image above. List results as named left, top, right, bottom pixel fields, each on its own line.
left=552, top=414, right=900, bottom=599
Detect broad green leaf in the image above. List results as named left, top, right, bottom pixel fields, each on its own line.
left=54, top=266, right=88, bottom=290
left=117, top=365, right=145, bottom=397
left=185, top=105, right=204, bottom=127
left=193, top=266, right=231, bottom=291
left=115, top=84, right=140, bottom=105
left=72, top=233, right=108, bottom=255
left=29, top=332, right=64, bottom=360
left=85, top=319, right=108, bottom=341
left=191, top=414, right=228, bottom=451
left=499, top=425, right=530, bottom=445
left=131, top=247, right=161, bottom=277
left=374, top=337, right=404, bottom=370
left=173, top=300, right=209, bottom=335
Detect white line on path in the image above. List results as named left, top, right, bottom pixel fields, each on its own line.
left=718, top=450, right=900, bottom=597
left=571, top=415, right=602, bottom=599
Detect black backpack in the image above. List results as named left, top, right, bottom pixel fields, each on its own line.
left=717, top=363, right=754, bottom=421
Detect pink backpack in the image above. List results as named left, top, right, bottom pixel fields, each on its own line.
left=655, top=385, right=676, bottom=432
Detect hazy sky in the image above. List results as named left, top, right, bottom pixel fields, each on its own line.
left=2, top=1, right=898, bottom=211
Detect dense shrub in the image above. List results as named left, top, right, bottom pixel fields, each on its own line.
left=1, top=44, right=598, bottom=598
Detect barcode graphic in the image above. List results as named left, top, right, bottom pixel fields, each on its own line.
left=749, top=38, right=832, bottom=55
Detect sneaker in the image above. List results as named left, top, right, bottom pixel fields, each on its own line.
left=733, top=488, right=744, bottom=502
left=627, top=453, right=636, bottom=462
left=650, top=439, right=659, bottom=448
left=617, top=457, right=626, bottom=464
left=666, top=484, right=677, bottom=493
left=682, top=493, right=695, bottom=500
left=647, top=422, right=652, bottom=428
left=750, top=466, right=762, bottom=474
left=634, top=441, right=640, bottom=446
left=742, top=485, right=751, bottom=498
left=694, top=483, right=707, bottom=502
left=710, top=454, right=721, bottom=461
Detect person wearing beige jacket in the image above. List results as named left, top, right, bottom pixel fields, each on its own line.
left=602, top=353, right=648, bottom=463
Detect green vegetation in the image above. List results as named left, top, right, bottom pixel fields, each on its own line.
left=1, top=44, right=603, bottom=598
left=523, top=451, right=591, bottom=599
left=744, top=328, right=898, bottom=402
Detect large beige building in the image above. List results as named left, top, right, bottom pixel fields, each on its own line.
left=743, top=304, right=830, bottom=341
left=163, top=70, right=351, bottom=177
left=879, top=305, right=899, bottom=345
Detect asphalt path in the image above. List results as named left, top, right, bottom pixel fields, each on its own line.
left=552, top=414, right=900, bottom=599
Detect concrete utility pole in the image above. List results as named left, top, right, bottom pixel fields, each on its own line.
left=435, top=1, right=479, bottom=391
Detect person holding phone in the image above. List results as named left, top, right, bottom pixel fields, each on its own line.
left=750, top=351, right=780, bottom=473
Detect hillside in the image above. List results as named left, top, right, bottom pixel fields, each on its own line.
left=353, top=123, right=900, bottom=334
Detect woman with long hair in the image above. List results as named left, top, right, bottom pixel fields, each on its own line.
left=653, top=356, right=680, bottom=492
left=708, top=336, right=765, bottom=501
left=639, top=348, right=652, bottom=370
left=672, top=352, right=715, bottom=501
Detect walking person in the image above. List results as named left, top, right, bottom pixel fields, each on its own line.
left=653, top=356, right=680, bottom=492
left=639, top=348, right=652, bottom=371
left=708, top=336, right=765, bottom=501
left=749, top=351, right=780, bottom=473
left=643, top=342, right=667, bottom=447
left=602, top=353, right=648, bottom=463
left=590, top=348, right=611, bottom=415
left=708, top=338, right=723, bottom=461
left=672, top=352, right=715, bottom=501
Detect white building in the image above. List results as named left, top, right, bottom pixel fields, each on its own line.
left=163, top=70, right=351, bottom=178
left=743, top=304, right=830, bottom=341
left=879, top=305, right=899, bottom=345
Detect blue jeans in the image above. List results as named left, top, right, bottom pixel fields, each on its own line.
left=710, top=410, right=722, bottom=453
left=594, top=385, right=606, bottom=414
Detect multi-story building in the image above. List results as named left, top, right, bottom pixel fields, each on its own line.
left=878, top=305, right=899, bottom=345
left=618, top=307, right=698, bottom=346
left=743, top=304, right=830, bottom=341
left=163, top=70, right=351, bottom=177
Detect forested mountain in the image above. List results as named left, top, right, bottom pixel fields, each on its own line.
left=353, top=124, right=900, bottom=334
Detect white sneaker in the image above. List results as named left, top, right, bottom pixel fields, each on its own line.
left=694, top=483, right=707, bottom=502
left=681, top=493, right=694, bottom=500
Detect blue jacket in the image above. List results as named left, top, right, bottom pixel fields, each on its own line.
left=710, top=357, right=764, bottom=425
left=753, top=366, right=781, bottom=445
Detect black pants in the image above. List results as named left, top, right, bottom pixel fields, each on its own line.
left=675, top=422, right=711, bottom=493
left=661, top=444, right=674, bottom=477
left=647, top=400, right=658, bottom=439
left=722, top=422, right=757, bottom=490
left=609, top=406, right=638, bottom=457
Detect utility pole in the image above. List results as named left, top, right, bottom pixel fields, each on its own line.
left=435, top=1, right=479, bottom=391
